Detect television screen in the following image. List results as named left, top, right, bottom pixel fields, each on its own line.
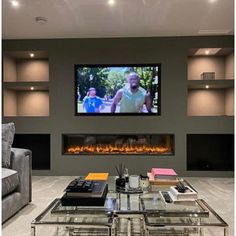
left=75, top=64, right=161, bottom=115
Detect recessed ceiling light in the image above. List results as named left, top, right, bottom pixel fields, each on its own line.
left=35, top=16, right=48, bottom=24
left=108, top=0, right=115, bottom=6
left=30, top=87, right=34, bottom=91
left=205, top=85, right=209, bottom=89
left=11, top=0, right=19, bottom=7
left=30, top=53, right=34, bottom=58
left=209, top=0, right=216, bottom=3
left=195, top=48, right=222, bottom=56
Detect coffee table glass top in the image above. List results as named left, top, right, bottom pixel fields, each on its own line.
left=32, top=195, right=227, bottom=229
left=31, top=179, right=228, bottom=232
left=51, top=195, right=117, bottom=215
left=32, top=198, right=113, bottom=225
left=49, top=191, right=208, bottom=217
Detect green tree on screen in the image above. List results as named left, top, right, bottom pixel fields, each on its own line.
left=77, top=67, right=107, bottom=99
left=104, top=70, right=127, bottom=97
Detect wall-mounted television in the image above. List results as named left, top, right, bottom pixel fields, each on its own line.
left=75, top=64, right=161, bottom=115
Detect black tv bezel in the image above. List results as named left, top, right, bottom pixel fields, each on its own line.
left=74, top=63, right=161, bottom=116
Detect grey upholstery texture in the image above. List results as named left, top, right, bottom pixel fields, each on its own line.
left=2, top=123, right=15, bottom=168
left=2, top=148, right=32, bottom=223
left=2, top=192, right=22, bottom=223
left=2, top=168, right=19, bottom=197
left=11, top=148, right=32, bottom=202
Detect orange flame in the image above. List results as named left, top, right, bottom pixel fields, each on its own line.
left=66, top=144, right=172, bottom=154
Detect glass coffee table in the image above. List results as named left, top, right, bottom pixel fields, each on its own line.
left=31, top=180, right=228, bottom=236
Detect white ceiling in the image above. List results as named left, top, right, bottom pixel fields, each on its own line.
left=2, top=0, right=234, bottom=39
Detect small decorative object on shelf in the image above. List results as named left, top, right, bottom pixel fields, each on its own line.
left=115, top=178, right=126, bottom=191
left=201, top=72, right=215, bottom=80
left=129, top=175, right=140, bottom=189
left=124, top=168, right=129, bottom=183
left=160, top=191, right=173, bottom=204
left=140, top=174, right=149, bottom=191
left=115, top=163, right=126, bottom=191
left=169, top=183, right=198, bottom=202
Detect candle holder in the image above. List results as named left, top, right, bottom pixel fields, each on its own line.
left=115, top=177, right=126, bottom=191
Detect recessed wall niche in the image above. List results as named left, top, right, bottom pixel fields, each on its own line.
left=187, top=48, right=234, bottom=116
left=3, top=51, right=50, bottom=117
left=4, top=89, right=49, bottom=117
left=12, top=134, right=50, bottom=170
left=3, top=51, right=49, bottom=82
left=187, top=134, right=234, bottom=171
left=187, top=88, right=234, bottom=116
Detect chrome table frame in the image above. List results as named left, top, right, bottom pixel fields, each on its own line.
left=31, top=180, right=229, bottom=236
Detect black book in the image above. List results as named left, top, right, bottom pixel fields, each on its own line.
left=61, top=184, right=108, bottom=206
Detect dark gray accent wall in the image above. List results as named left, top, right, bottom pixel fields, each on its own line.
left=3, top=36, right=234, bottom=177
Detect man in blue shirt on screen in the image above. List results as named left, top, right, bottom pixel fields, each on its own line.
left=83, top=88, right=104, bottom=113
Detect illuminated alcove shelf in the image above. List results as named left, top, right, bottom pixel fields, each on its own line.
left=3, top=51, right=50, bottom=117
left=187, top=48, right=234, bottom=117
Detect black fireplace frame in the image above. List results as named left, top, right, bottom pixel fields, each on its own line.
left=62, top=133, right=175, bottom=156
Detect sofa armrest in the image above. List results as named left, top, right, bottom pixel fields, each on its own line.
left=10, top=148, right=32, bottom=202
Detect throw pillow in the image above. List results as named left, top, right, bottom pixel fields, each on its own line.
left=2, top=122, right=15, bottom=168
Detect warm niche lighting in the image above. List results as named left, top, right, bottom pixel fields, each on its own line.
left=195, top=48, right=222, bottom=56
left=30, top=87, right=34, bottom=91
left=11, top=0, right=19, bottom=7
left=205, top=85, right=209, bottom=89
left=30, top=53, right=35, bottom=58
left=108, top=0, right=115, bottom=6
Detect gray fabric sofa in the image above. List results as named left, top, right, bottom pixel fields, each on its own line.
left=2, top=148, right=32, bottom=223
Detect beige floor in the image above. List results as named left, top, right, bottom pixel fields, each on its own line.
left=2, top=177, right=234, bottom=236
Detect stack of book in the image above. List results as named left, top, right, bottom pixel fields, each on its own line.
left=61, top=178, right=108, bottom=206
left=148, top=168, right=179, bottom=190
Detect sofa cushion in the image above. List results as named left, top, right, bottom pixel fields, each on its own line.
left=2, top=168, right=19, bottom=197
left=2, top=123, right=15, bottom=168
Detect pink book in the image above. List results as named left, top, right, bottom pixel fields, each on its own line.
left=151, top=168, right=177, bottom=179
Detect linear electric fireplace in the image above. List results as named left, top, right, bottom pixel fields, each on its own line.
left=62, top=134, right=174, bottom=155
